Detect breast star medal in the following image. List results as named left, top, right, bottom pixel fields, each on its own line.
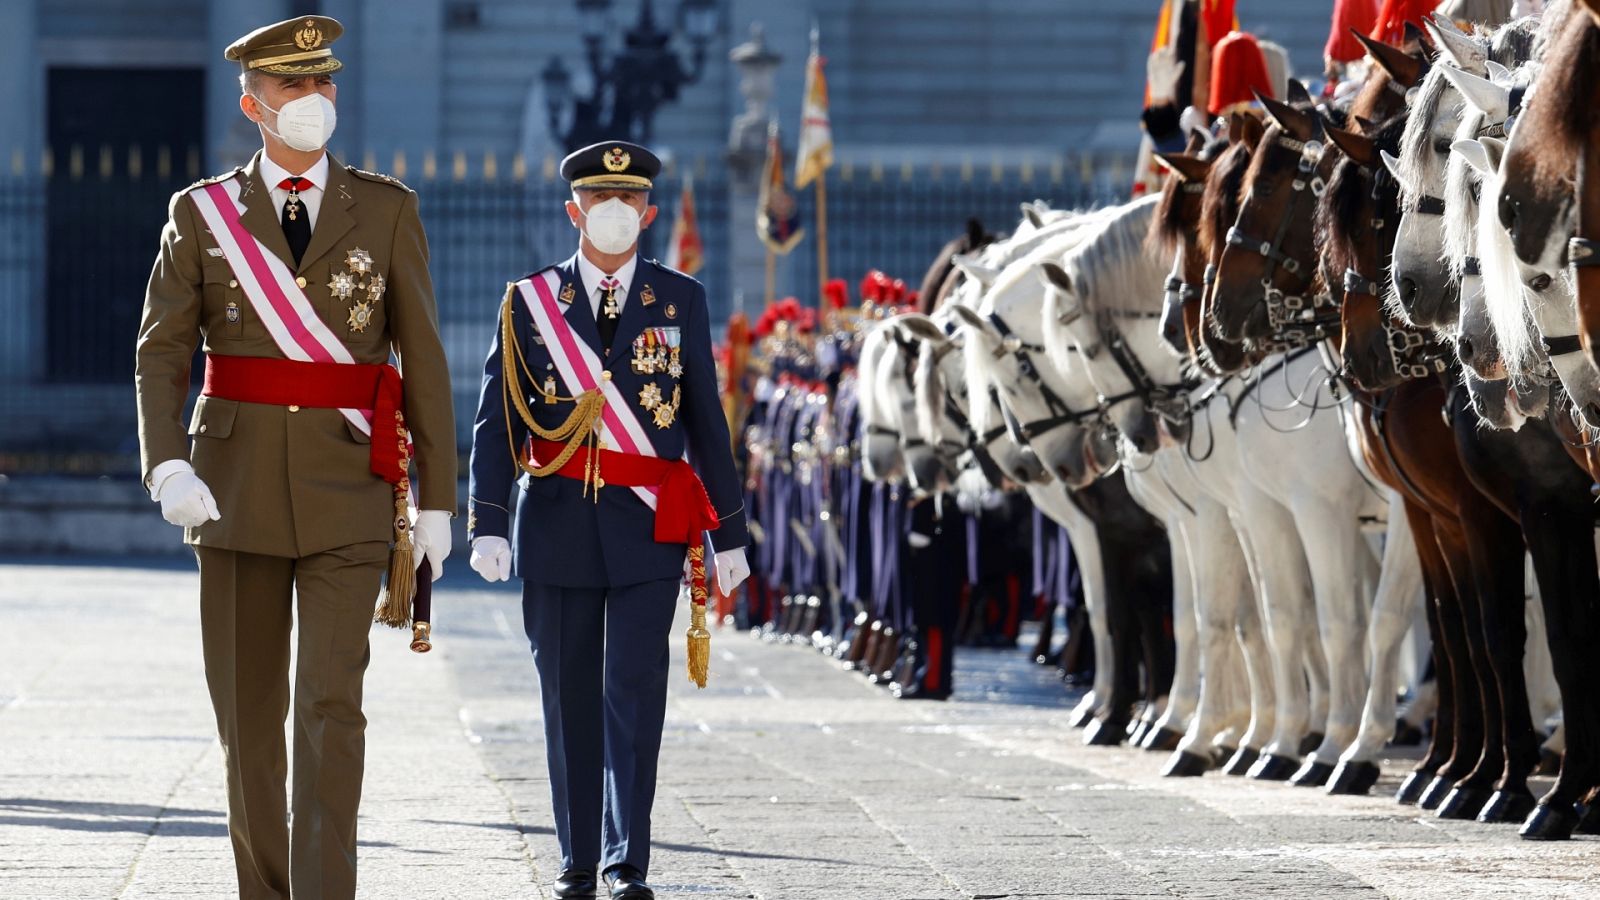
left=653, top=385, right=681, bottom=429
left=338, top=248, right=380, bottom=332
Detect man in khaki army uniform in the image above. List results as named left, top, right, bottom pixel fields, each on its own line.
left=133, top=17, right=455, bottom=900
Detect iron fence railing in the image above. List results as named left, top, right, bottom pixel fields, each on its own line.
left=0, top=150, right=1130, bottom=475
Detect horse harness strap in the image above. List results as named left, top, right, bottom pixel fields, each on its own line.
left=1228, top=344, right=1319, bottom=427
left=1571, top=237, right=1600, bottom=268
left=986, top=310, right=1105, bottom=442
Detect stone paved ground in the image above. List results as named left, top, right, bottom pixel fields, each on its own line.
left=2, top=558, right=1598, bottom=899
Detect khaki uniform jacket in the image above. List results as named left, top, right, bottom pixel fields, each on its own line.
left=135, top=151, right=457, bottom=558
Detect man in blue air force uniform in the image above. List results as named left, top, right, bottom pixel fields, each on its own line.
left=467, top=140, right=749, bottom=900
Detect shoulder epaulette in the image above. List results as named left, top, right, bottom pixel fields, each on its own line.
left=180, top=168, right=243, bottom=194
left=644, top=257, right=701, bottom=286
left=345, top=165, right=413, bottom=192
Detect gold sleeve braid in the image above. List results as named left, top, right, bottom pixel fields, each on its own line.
left=500, top=283, right=608, bottom=494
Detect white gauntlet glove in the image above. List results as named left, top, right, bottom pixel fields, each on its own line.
left=411, top=510, right=453, bottom=581
left=714, top=548, right=750, bottom=593
left=1146, top=47, right=1186, bottom=105
left=150, top=461, right=221, bottom=528
left=470, top=536, right=513, bottom=582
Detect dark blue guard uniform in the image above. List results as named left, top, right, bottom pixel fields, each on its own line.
left=466, top=140, right=747, bottom=892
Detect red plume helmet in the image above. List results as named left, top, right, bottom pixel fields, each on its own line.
left=823, top=278, right=849, bottom=310
left=1325, top=0, right=1379, bottom=64
left=1371, top=0, right=1437, bottom=46
left=1208, top=31, right=1274, bottom=115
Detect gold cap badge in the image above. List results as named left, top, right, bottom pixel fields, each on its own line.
left=294, top=20, right=324, bottom=50
left=603, top=148, right=631, bottom=173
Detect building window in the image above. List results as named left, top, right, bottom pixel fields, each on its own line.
left=446, top=2, right=482, bottom=29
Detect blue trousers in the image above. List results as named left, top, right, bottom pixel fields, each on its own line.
left=521, top=577, right=678, bottom=875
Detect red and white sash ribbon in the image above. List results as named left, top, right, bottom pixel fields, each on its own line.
left=187, top=176, right=372, bottom=437
left=517, top=268, right=662, bottom=510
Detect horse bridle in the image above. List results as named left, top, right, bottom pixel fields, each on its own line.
left=1057, top=299, right=1197, bottom=423
left=985, top=310, right=1109, bottom=442
left=1224, top=130, right=1341, bottom=341
left=1342, top=159, right=1451, bottom=380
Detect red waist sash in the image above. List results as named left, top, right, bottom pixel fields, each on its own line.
left=202, top=354, right=408, bottom=486
left=528, top=438, right=720, bottom=544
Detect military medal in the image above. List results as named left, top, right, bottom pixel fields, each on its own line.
left=639, top=381, right=663, bottom=411
left=285, top=185, right=303, bottom=221
left=335, top=250, right=382, bottom=333
left=601, top=280, right=621, bottom=319
left=653, top=385, right=680, bottom=429
left=665, top=327, right=683, bottom=379
left=544, top=374, right=558, bottom=403
left=665, top=302, right=677, bottom=320
left=345, top=247, right=374, bottom=275
left=559, top=282, right=576, bottom=304
left=654, top=328, right=670, bottom=372
left=226, top=300, right=241, bottom=324
left=348, top=299, right=374, bottom=332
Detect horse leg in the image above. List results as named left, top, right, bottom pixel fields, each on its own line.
left=1148, top=513, right=1199, bottom=752
left=1287, top=495, right=1375, bottom=787
left=1233, top=484, right=1314, bottom=780
left=1421, top=516, right=1494, bottom=811
left=1519, top=500, right=1600, bottom=840
left=1222, top=512, right=1277, bottom=772
left=1331, top=489, right=1423, bottom=796
left=1027, top=485, right=1105, bottom=727
left=1439, top=499, right=1535, bottom=821
left=1165, top=498, right=1251, bottom=775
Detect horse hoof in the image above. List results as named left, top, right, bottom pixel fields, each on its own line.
left=1127, top=719, right=1152, bottom=747
left=1477, top=790, right=1536, bottom=824
left=1083, top=718, right=1128, bottom=747
left=1297, top=732, right=1325, bottom=756
left=1327, top=760, right=1381, bottom=796
left=1519, top=802, right=1580, bottom=841
left=1395, top=770, right=1432, bottom=805
left=1436, top=786, right=1493, bottom=820
left=1248, top=753, right=1299, bottom=781
left=1222, top=747, right=1260, bottom=776
left=1576, top=801, right=1600, bottom=835
left=1290, top=760, right=1334, bottom=788
left=1536, top=748, right=1562, bottom=777
left=1390, top=719, right=1424, bottom=747
left=1162, top=750, right=1211, bottom=778
left=1418, top=775, right=1454, bottom=810
left=1143, top=727, right=1184, bottom=753
left=1068, top=706, right=1096, bottom=730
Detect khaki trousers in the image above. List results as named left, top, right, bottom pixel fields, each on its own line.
left=195, top=541, right=388, bottom=900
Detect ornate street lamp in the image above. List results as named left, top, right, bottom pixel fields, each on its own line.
left=541, top=0, right=721, bottom=151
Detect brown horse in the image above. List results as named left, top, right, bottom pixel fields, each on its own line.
left=1320, top=117, right=1543, bottom=820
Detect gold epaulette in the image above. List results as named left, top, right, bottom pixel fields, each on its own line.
left=345, top=165, right=413, bottom=193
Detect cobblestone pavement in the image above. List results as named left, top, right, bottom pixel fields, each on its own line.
left=2, top=559, right=1598, bottom=899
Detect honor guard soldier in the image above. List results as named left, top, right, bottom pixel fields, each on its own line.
left=466, top=140, right=750, bottom=900
left=134, top=17, right=456, bottom=900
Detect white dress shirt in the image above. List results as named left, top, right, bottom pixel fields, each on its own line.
left=575, top=252, right=637, bottom=319
left=260, top=152, right=329, bottom=229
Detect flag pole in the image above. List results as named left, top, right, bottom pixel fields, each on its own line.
left=815, top=174, right=828, bottom=304
left=765, top=247, right=777, bottom=305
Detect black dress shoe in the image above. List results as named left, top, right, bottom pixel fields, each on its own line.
left=604, top=864, right=655, bottom=899
left=554, top=867, right=598, bottom=899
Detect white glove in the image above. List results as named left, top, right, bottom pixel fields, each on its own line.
left=411, top=509, right=452, bottom=581
left=152, top=462, right=221, bottom=528
left=470, top=536, right=513, bottom=582
left=1146, top=47, right=1185, bottom=105
left=1179, top=105, right=1212, bottom=140
left=714, top=547, right=750, bottom=593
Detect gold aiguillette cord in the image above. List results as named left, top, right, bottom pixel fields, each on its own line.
left=501, top=286, right=607, bottom=500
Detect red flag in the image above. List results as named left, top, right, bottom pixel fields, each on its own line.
left=665, top=175, right=703, bottom=277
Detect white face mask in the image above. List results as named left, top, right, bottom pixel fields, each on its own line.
left=252, top=93, right=337, bottom=152
left=578, top=197, right=643, bottom=255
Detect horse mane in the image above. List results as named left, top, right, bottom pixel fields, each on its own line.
left=1394, top=64, right=1464, bottom=210
left=1518, top=11, right=1600, bottom=184
left=1490, top=15, right=1541, bottom=65
left=1320, top=116, right=1407, bottom=282
left=1442, top=108, right=1487, bottom=281
left=1149, top=136, right=1227, bottom=256
left=913, top=329, right=951, bottom=444
left=1062, top=196, right=1163, bottom=317
left=1481, top=162, right=1541, bottom=375
left=1436, top=0, right=1515, bottom=27
left=918, top=219, right=996, bottom=314
left=856, top=321, right=895, bottom=429
left=1200, top=140, right=1253, bottom=258
left=961, top=317, right=1006, bottom=437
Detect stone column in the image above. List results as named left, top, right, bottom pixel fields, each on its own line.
left=726, top=23, right=781, bottom=321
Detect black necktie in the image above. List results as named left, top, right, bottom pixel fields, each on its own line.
left=597, top=276, right=621, bottom=353
left=278, top=176, right=312, bottom=266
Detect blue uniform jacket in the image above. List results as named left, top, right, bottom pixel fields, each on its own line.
left=468, top=253, right=749, bottom=588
